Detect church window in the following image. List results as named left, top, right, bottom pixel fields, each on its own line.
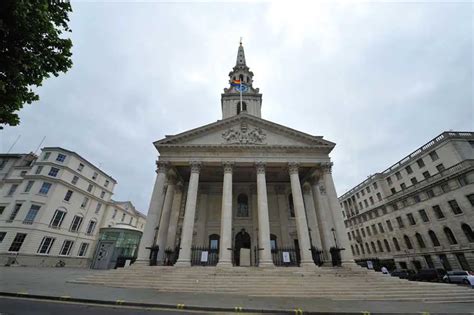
left=237, top=101, right=247, bottom=114
left=270, top=234, right=277, bottom=252
left=288, top=194, right=295, bottom=217
left=237, top=194, right=249, bottom=217
left=209, top=234, right=219, bottom=252
left=239, top=74, right=244, bottom=81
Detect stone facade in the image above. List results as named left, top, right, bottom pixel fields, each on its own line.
left=136, top=43, right=355, bottom=268
left=339, top=132, right=474, bottom=271
left=0, top=148, right=145, bottom=267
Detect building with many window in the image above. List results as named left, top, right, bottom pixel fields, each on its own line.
left=339, top=131, right=474, bottom=271
left=0, top=147, right=145, bottom=267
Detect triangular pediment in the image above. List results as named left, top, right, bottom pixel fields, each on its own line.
left=155, top=114, right=334, bottom=150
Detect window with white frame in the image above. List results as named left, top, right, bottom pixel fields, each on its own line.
left=77, top=163, right=84, bottom=172
left=100, top=191, right=105, bottom=198
left=429, top=151, right=439, bottom=161
left=78, top=243, right=89, bottom=256
left=71, top=176, right=79, bottom=185
left=43, top=152, right=51, bottom=160
left=95, top=203, right=102, bottom=214
left=48, top=167, right=59, bottom=177
left=23, top=205, right=41, bottom=224
left=50, top=208, right=67, bottom=228
left=38, top=182, right=52, bottom=195
left=104, top=180, right=109, bottom=187
left=8, top=203, right=22, bottom=222
left=37, top=236, right=55, bottom=254
left=56, top=153, right=66, bottom=162
left=87, top=184, right=93, bottom=192
left=24, top=180, right=34, bottom=193
left=7, top=184, right=18, bottom=196
left=59, top=240, right=74, bottom=256
left=9, top=233, right=27, bottom=252
left=69, top=215, right=83, bottom=232
left=64, top=190, right=73, bottom=201
left=35, top=165, right=43, bottom=175
left=80, top=197, right=89, bottom=208
left=86, top=220, right=96, bottom=235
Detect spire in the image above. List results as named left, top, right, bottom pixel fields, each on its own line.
left=236, top=38, right=246, bottom=66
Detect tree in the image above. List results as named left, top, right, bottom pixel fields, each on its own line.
left=0, top=0, right=73, bottom=128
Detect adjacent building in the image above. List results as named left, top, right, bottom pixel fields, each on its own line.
left=339, top=132, right=474, bottom=271
left=0, top=147, right=145, bottom=268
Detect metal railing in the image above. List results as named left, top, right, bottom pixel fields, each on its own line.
left=271, top=247, right=300, bottom=266
left=190, top=246, right=218, bottom=266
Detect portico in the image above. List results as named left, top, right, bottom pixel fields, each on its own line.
left=136, top=41, right=355, bottom=268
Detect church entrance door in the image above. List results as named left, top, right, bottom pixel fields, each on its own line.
left=234, top=229, right=251, bottom=266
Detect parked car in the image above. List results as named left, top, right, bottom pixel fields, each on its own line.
left=390, top=269, right=416, bottom=280
left=442, top=270, right=474, bottom=285
left=412, top=269, right=447, bottom=282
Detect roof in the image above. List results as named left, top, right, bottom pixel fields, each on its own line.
left=42, top=147, right=117, bottom=183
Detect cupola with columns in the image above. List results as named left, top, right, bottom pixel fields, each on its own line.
left=221, top=40, right=262, bottom=119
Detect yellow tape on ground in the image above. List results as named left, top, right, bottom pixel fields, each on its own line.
left=116, top=299, right=125, bottom=305
left=362, top=312, right=370, bottom=315
left=294, top=308, right=303, bottom=314
left=234, top=306, right=243, bottom=312
left=176, top=304, right=185, bottom=309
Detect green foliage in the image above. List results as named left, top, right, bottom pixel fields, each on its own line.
left=0, top=0, right=73, bottom=127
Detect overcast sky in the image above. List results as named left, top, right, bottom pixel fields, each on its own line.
left=1, top=1, right=472, bottom=214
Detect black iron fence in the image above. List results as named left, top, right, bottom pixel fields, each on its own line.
left=191, top=246, right=219, bottom=266
left=271, top=247, right=299, bottom=266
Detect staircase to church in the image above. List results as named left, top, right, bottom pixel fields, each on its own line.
left=70, top=266, right=474, bottom=302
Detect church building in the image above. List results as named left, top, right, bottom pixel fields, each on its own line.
left=136, top=42, right=355, bottom=268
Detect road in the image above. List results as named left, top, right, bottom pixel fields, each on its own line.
left=0, top=297, right=238, bottom=315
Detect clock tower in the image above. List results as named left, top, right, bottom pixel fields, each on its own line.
left=221, top=41, right=262, bottom=119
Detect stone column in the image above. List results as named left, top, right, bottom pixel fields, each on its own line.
left=155, top=176, right=177, bottom=264
left=275, top=185, right=290, bottom=247
left=217, top=162, right=233, bottom=267
left=195, top=190, right=208, bottom=246
left=321, top=163, right=355, bottom=265
left=136, top=161, right=168, bottom=264
left=288, top=162, right=314, bottom=267
left=302, top=182, right=323, bottom=249
left=311, top=177, right=334, bottom=254
left=175, top=161, right=201, bottom=267
left=256, top=162, right=274, bottom=267
left=165, top=184, right=183, bottom=249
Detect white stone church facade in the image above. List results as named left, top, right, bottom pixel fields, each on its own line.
left=136, top=43, right=355, bottom=268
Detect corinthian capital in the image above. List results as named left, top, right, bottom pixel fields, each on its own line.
left=288, top=162, right=299, bottom=175
left=222, top=161, right=234, bottom=173
left=321, top=162, right=333, bottom=174
left=255, top=161, right=266, bottom=174
left=190, top=161, right=202, bottom=174
left=156, top=161, right=169, bottom=174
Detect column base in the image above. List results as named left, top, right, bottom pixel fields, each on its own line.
left=216, top=261, right=233, bottom=268
left=132, top=259, right=150, bottom=267
left=258, top=260, right=275, bottom=268
left=174, top=260, right=191, bottom=267
left=299, top=260, right=318, bottom=270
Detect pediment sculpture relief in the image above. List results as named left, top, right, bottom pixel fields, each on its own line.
left=222, top=122, right=266, bottom=144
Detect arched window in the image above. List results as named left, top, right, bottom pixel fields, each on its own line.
left=443, top=227, right=457, bottom=245
left=428, top=230, right=440, bottom=247
left=365, top=243, right=371, bottom=254
left=384, top=239, right=391, bottom=252
left=209, top=234, right=220, bottom=252
left=237, top=194, right=249, bottom=217
left=288, top=194, right=295, bottom=217
left=415, top=233, right=426, bottom=248
left=393, top=237, right=401, bottom=251
left=351, top=245, right=355, bottom=255
left=371, top=242, right=377, bottom=253
left=404, top=235, right=413, bottom=249
left=360, top=243, right=365, bottom=255
left=461, top=224, right=474, bottom=243
left=246, top=76, right=250, bottom=83
left=355, top=244, right=360, bottom=255
left=270, top=234, right=278, bottom=252
left=239, top=74, right=244, bottom=81
left=377, top=240, right=384, bottom=252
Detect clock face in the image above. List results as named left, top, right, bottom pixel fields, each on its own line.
left=235, top=84, right=249, bottom=93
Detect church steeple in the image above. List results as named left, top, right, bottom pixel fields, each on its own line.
left=221, top=41, right=262, bottom=119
